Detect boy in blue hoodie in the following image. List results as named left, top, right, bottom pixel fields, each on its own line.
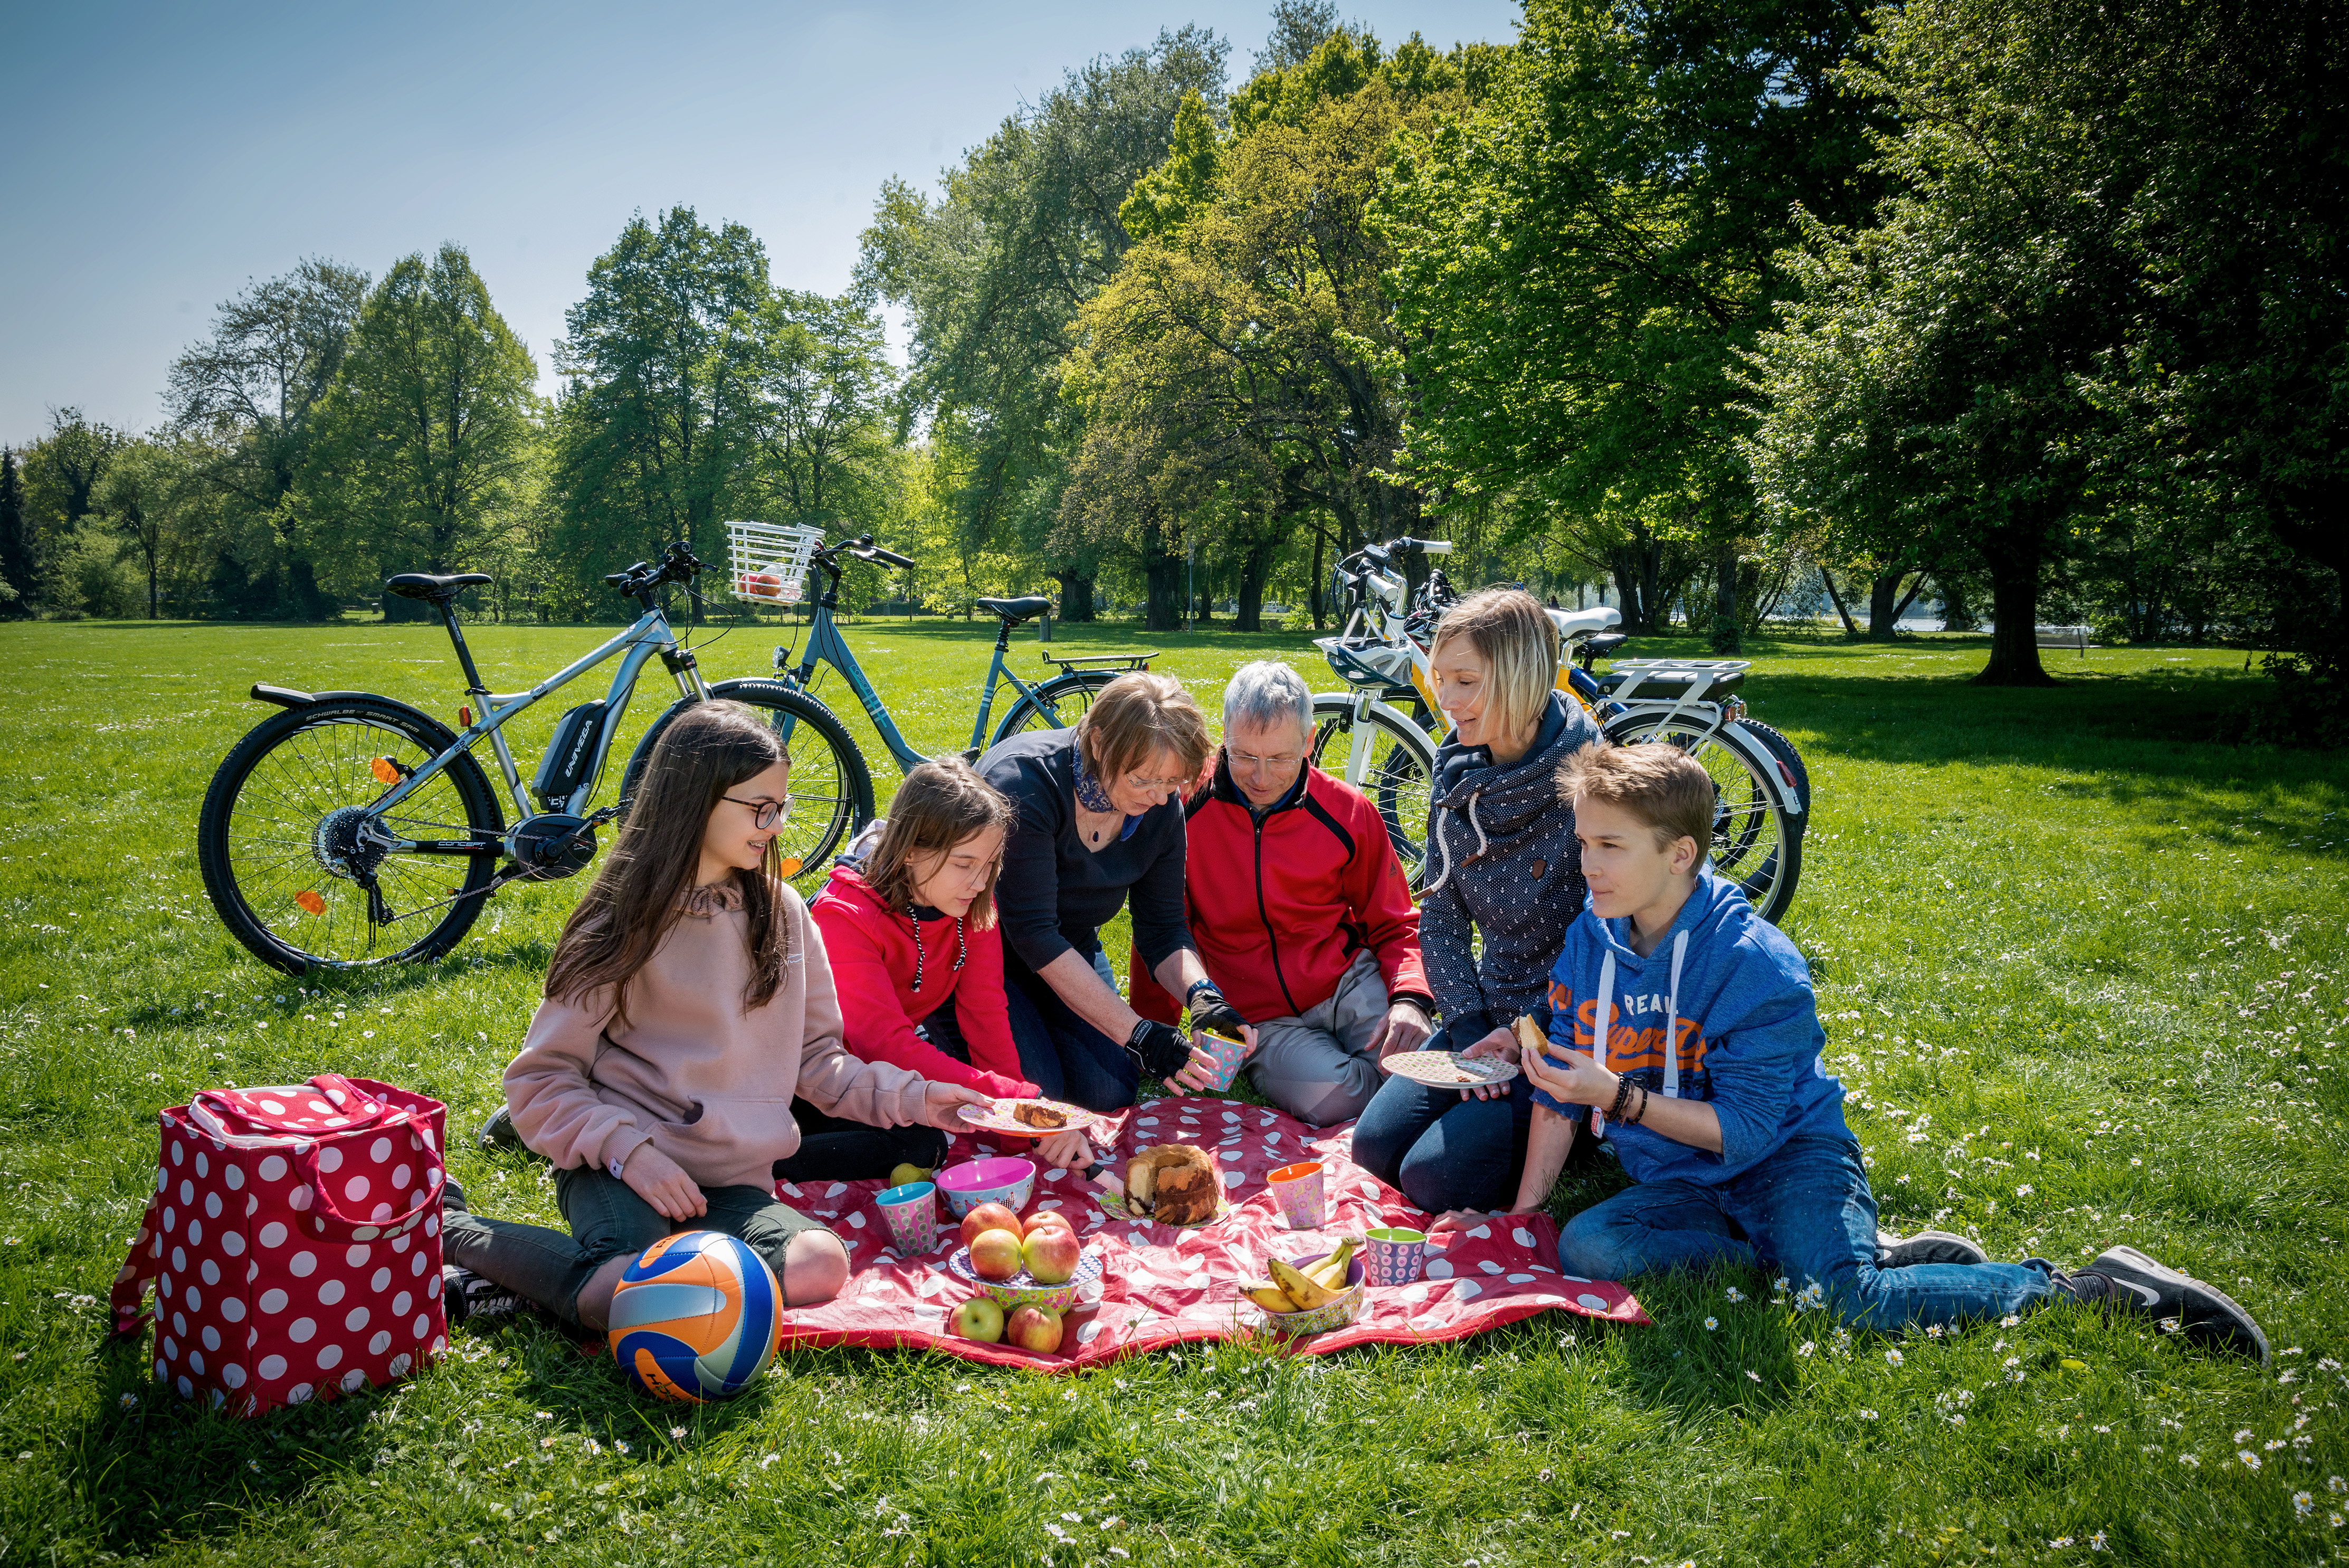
left=1508, top=743, right=2266, bottom=1355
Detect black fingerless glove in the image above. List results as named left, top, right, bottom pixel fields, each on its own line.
left=1127, top=1019, right=1192, bottom=1079
left=1185, top=985, right=1248, bottom=1040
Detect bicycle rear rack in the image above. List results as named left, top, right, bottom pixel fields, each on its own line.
left=1040, top=651, right=1157, bottom=672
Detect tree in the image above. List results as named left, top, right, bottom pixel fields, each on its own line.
left=302, top=243, right=540, bottom=614
left=1375, top=0, right=1884, bottom=642
left=0, top=450, right=24, bottom=613
left=166, top=259, right=370, bottom=618
left=733, top=290, right=897, bottom=533
left=859, top=26, right=1230, bottom=619
left=551, top=208, right=769, bottom=592
left=20, top=408, right=128, bottom=610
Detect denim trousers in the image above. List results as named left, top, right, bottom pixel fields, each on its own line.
left=1351, top=1072, right=1535, bottom=1214
left=1558, top=1132, right=2062, bottom=1330
left=1003, top=939, right=1141, bottom=1113
left=440, top=1168, right=831, bottom=1325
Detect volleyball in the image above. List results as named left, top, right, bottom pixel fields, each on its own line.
left=607, top=1231, right=781, bottom=1402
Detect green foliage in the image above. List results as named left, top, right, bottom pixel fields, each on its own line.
left=5, top=625, right=2347, bottom=1561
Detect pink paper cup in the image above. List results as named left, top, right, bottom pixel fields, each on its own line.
left=1364, top=1225, right=1427, bottom=1286
left=1267, top=1161, right=1327, bottom=1230
left=1198, top=1031, right=1248, bottom=1092
left=876, top=1181, right=940, bottom=1255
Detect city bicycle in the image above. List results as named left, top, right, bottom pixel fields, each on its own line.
left=1309, top=537, right=1811, bottom=922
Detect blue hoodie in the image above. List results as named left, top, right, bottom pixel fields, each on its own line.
left=1533, top=869, right=1847, bottom=1187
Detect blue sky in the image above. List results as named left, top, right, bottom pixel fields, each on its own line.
left=0, top=1, right=1522, bottom=445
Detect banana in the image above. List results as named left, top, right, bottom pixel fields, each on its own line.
left=1242, top=1280, right=1300, bottom=1313
left=1267, top=1254, right=1340, bottom=1311
left=1309, top=1236, right=1363, bottom=1289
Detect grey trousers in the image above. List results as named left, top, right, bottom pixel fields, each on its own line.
left=1243, top=951, right=1397, bottom=1126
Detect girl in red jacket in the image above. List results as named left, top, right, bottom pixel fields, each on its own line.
left=811, top=758, right=1093, bottom=1170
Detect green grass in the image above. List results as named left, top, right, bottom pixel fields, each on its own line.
left=3, top=617, right=2347, bottom=1565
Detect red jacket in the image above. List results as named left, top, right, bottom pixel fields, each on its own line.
left=1134, top=755, right=1431, bottom=1026
left=809, top=867, right=1036, bottom=1100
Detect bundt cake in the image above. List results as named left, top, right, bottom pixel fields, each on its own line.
left=1125, top=1144, right=1218, bottom=1224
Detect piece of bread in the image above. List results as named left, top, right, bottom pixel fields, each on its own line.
left=1011, top=1101, right=1068, bottom=1130
left=1125, top=1144, right=1217, bottom=1224
left=1513, top=1015, right=1546, bottom=1054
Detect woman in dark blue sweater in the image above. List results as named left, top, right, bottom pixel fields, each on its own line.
left=979, top=673, right=1237, bottom=1111
left=1353, top=588, right=1600, bottom=1221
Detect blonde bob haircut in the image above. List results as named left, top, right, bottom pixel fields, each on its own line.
left=1078, top=671, right=1213, bottom=785
left=1430, top=586, right=1561, bottom=747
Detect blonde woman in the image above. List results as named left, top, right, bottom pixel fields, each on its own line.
left=978, top=672, right=1242, bottom=1111
left=1352, top=587, right=1602, bottom=1223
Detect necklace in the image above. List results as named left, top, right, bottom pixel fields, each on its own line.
left=907, top=905, right=967, bottom=992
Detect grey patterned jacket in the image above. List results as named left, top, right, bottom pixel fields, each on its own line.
left=1421, top=691, right=1603, bottom=1049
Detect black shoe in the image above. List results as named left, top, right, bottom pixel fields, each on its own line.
left=477, top=1103, right=522, bottom=1152
left=2062, top=1246, right=2269, bottom=1363
left=1876, top=1229, right=1990, bottom=1268
left=443, top=1265, right=534, bottom=1327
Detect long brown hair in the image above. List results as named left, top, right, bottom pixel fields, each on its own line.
left=544, top=701, right=791, bottom=1022
left=861, top=757, right=1016, bottom=927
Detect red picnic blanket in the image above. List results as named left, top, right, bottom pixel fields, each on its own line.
left=770, top=1095, right=1648, bottom=1371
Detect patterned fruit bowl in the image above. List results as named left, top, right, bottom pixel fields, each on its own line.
left=943, top=1243, right=1104, bottom=1311
left=1252, top=1250, right=1365, bottom=1337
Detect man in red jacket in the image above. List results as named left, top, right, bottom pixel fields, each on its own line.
left=1134, top=661, right=1434, bottom=1124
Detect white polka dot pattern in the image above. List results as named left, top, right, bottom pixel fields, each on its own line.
left=113, top=1077, right=448, bottom=1417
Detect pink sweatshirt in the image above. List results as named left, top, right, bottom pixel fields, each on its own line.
left=504, top=879, right=933, bottom=1192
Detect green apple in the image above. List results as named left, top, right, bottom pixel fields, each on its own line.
left=888, top=1163, right=931, bottom=1188
left=953, top=1296, right=1006, bottom=1343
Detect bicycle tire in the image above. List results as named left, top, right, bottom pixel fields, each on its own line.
left=990, top=671, right=1121, bottom=749
left=197, top=697, right=506, bottom=974
left=620, top=680, right=874, bottom=891
left=1602, top=711, right=1803, bottom=924
left=1739, top=717, right=1812, bottom=815
left=1308, top=696, right=1438, bottom=890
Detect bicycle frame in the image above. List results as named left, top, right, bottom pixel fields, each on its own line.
left=369, top=606, right=708, bottom=838
left=776, top=594, right=1054, bottom=773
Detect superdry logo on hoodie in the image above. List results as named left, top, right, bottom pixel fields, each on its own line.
left=1544, top=979, right=1711, bottom=1094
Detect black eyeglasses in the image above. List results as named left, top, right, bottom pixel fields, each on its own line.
left=721, top=793, right=792, bottom=829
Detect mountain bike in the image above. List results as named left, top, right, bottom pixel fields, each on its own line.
left=726, top=520, right=1153, bottom=879
left=1309, top=537, right=1810, bottom=922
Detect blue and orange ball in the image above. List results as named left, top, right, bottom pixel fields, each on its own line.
left=608, top=1231, right=781, bottom=1402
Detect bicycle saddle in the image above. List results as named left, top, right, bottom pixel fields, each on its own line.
left=385, top=572, right=494, bottom=602
left=1547, top=606, right=1622, bottom=638
left=978, top=595, right=1053, bottom=624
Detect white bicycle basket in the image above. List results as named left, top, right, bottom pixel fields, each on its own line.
left=725, top=520, right=827, bottom=605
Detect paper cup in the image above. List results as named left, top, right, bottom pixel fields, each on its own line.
left=877, top=1181, right=939, bottom=1255
left=1364, top=1225, right=1427, bottom=1286
left=1198, top=1031, right=1248, bottom=1092
left=1267, top=1161, right=1327, bottom=1230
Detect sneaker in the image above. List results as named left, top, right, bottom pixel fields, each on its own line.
left=1876, top=1229, right=1990, bottom=1268
left=477, top=1103, right=522, bottom=1152
left=443, top=1265, right=532, bottom=1327
left=2062, top=1246, right=2269, bottom=1363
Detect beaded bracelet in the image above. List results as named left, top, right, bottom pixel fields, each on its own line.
left=1623, top=1084, right=1651, bottom=1126
left=1608, top=1074, right=1637, bottom=1123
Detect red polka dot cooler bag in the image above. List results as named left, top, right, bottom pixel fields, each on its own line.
left=108, top=1074, right=449, bottom=1415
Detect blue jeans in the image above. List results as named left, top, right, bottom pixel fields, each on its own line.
left=1004, top=943, right=1141, bottom=1113
left=1558, top=1132, right=2062, bottom=1330
left=1352, top=1073, right=1535, bottom=1214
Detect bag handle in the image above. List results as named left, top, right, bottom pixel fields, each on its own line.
left=291, top=1110, right=446, bottom=1231
left=186, top=1073, right=395, bottom=1147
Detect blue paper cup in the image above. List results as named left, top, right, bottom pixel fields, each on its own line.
left=1199, top=1031, right=1248, bottom=1092
left=877, top=1181, right=940, bottom=1255
left=1364, top=1226, right=1426, bottom=1286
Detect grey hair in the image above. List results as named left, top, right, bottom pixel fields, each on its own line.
left=1222, top=660, right=1315, bottom=738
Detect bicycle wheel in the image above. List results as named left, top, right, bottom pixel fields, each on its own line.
left=621, top=680, right=873, bottom=892
left=990, top=671, right=1120, bottom=748
left=1308, top=696, right=1438, bottom=889
left=1739, top=717, right=1812, bottom=814
left=1602, top=711, right=1802, bottom=923
left=197, top=698, right=506, bottom=973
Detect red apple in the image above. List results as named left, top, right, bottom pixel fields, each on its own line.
left=1021, top=1225, right=1082, bottom=1285
left=968, top=1227, right=1026, bottom=1281
left=952, top=1297, right=1005, bottom=1343
left=960, top=1202, right=1023, bottom=1251
left=1005, top=1304, right=1064, bottom=1354
left=1022, top=1208, right=1076, bottom=1239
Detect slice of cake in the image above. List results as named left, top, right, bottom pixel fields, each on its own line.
left=1011, top=1101, right=1068, bottom=1130
left=1124, top=1144, right=1218, bottom=1224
